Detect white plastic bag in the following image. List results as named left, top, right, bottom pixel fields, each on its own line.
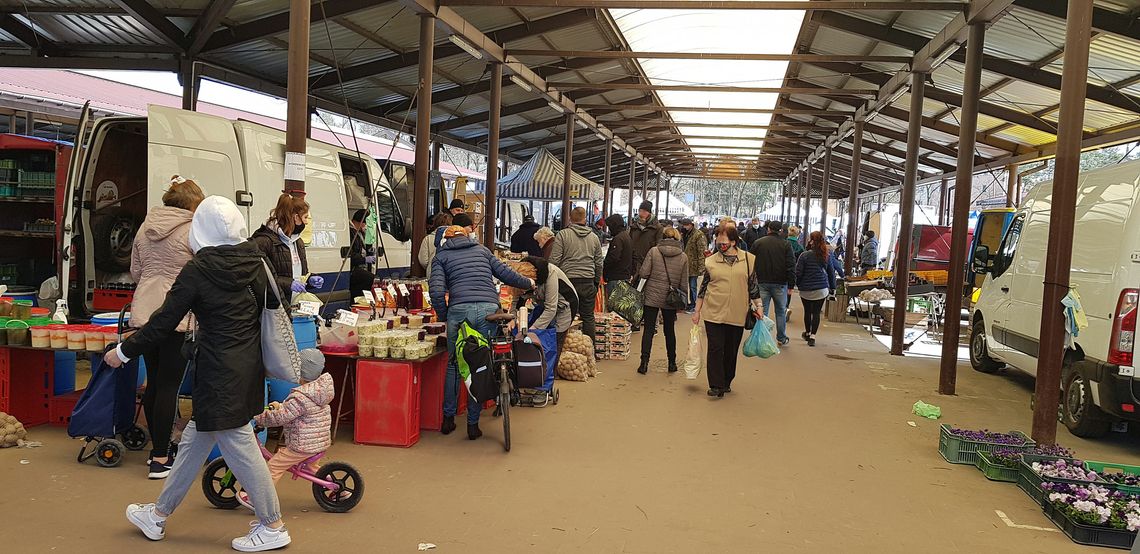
left=683, top=325, right=704, bottom=380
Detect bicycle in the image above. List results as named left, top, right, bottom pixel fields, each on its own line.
left=485, top=310, right=519, bottom=453
left=201, top=426, right=364, bottom=513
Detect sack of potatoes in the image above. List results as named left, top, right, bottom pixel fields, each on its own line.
left=0, top=412, right=28, bottom=448
left=556, top=351, right=590, bottom=382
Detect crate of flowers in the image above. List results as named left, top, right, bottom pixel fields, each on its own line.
left=938, top=425, right=1033, bottom=465
left=1015, top=448, right=1087, bottom=507
left=1041, top=482, right=1139, bottom=549
left=1085, top=461, right=1140, bottom=496
left=974, top=448, right=1025, bottom=482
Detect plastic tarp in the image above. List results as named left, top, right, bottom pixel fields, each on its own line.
left=497, top=149, right=602, bottom=201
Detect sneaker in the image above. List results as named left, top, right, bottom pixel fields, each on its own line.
left=148, top=458, right=173, bottom=480
left=126, top=503, right=166, bottom=541
left=237, top=491, right=254, bottom=513
left=232, top=521, right=291, bottom=552
left=778, top=337, right=790, bottom=346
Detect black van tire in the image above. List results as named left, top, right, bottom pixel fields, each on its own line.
left=93, top=207, right=139, bottom=273
left=1062, top=369, right=1112, bottom=438
left=970, top=319, right=1003, bottom=373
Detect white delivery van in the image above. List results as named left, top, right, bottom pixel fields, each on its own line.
left=969, top=158, right=1140, bottom=438
left=57, top=105, right=411, bottom=319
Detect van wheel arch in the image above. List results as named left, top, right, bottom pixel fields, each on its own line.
left=1062, top=363, right=1112, bottom=438
left=969, top=317, right=1003, bottom=374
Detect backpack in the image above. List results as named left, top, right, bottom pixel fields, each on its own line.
left=512, top=332, right=546, bottom=389
left=456, top=321, right=497, bottom=403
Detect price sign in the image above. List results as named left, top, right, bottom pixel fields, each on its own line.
left=398, top=283, right=409, bottom=296
left=334, top=309, right=359, bottom=326
left=296, top=301, right=320, bottom=316
left=361, top=290, right=376, bottom=305
left=387, top=283, right=397, bottom=297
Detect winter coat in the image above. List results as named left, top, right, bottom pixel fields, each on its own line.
left=533, top=262, right=576, bottom=333
left=349, top=228, right=367, bottom=269
left=121, top=241, right=275, bottom=432
left=860, top=237, right=879, bottom=267
left=639, top=238, right=690, bottom=310
left=787, top=236, right=805, bottom=259
left=549, top=223, right=604, bottom=281
left=129, top=206, right=194, bottom=331
left=254, top=372, right=334, bottom=454
left=742, top=226, right=764, bottom=250
left=698, top=251, right=755, bottom=328
left=603, top=214, right=633, bottom=282
left=796, top=250, right=837, bottom=293
left=830, top=251, right=846, bottom=279
left=749, top=233, right=796, bottom=286
left=251, top=223, right=309, bottom=300
left=683, top=228, right=707, bottom=276
left=418, top=233, right=437, bottom=279
left=429, top=234, right=531, bottom=321
left=629, top=216, right=663, bottom=276
left=510, top=221, right=543, bottom=257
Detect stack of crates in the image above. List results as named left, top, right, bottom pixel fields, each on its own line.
left=17, top=170, right=54, bottom=196
left=593, top=312, right=632, bottom=360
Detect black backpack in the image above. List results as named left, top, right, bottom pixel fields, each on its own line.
left=512, top=332, right=546, bottom=389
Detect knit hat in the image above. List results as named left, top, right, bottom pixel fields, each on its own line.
left=452, top=212, right=474, bottom=228
left=299, top=348, right=325, bottom=382
left=638, top=200, right=653, bottom=212
left=449, top=199, right=465, bottom=211
left=189, top=196, right=248, bottom=253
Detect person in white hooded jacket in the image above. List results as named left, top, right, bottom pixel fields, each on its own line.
left=106, top=196, right=292, bottom=552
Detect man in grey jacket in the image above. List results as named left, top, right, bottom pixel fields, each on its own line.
left=550, top=206, right=604, bottom=339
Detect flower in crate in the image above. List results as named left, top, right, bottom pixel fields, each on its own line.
left=1032, top=459, right=1098, bottom=481
left=991, top=448, right=1024, bottom=468
left=1032, top=444, right=1075, bottom=458
left=948, top=428, right=1028, bottom=445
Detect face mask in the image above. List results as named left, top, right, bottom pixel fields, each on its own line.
left=717, top=242, right=731, bottom=253
left=293, top=223, right=306, bottom=236
left=469, top=232, right=478, bottom=240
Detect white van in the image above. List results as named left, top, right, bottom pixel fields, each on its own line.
left=970, top=159, right=1139, bottom=438
left=58, top=105, right=411, bottom=318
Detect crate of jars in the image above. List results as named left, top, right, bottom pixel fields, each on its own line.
left=938, top=425, right=1034, bottom=465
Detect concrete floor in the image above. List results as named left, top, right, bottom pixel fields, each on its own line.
left=3, top=314, right=1139, bottom=553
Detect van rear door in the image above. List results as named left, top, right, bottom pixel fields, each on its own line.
left=57, top=103, right=94, bottom=318
left=147, top=105, right=246, bottom=216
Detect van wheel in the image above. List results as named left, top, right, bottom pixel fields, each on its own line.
left=93, top=207, right=139, bottom=273
left=1062, top=369, right=1112, bottom=438
left=969, top=320, right=1002, bottom=373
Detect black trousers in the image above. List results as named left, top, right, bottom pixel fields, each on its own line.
left=570, top=279, right=598, bottom=339
left=349, top=266, right=374, bottom=301
left=141, top=331, right=188, bottom=458
left=704, top=321, right=744, bottom=390
left=802, top=297, right=825, bottom=335
left=640, top=306, right=678, bottom=362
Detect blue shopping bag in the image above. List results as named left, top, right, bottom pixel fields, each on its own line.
left=743, top=316, right=780, bottom=359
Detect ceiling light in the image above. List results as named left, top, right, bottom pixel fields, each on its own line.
left=576, top=117, right=589, bottom=130
left=930, top=42, right=960, bottom=70
left=509, top=74, right=532, bottom=92
left=449, top=35, right=482, bottom=60
left=548, top=100, right=565, bottom=113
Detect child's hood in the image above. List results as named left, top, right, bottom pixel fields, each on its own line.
left=294, top=372, right=335, bottom=407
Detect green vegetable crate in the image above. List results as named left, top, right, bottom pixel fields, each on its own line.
left=1085, top=461, right=1140, bottom=495
left=1016, top=454, right=1086, bottom=507
left=937, top=424, right=1034, bottom=465
left=1043, top=500, right=1136, bottom=550
left=974, top=450, right=1019, bottom=482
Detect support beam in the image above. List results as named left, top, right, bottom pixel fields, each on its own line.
left=820, top=148, right=831, bottom=235
left=180, top=59, right=200, bottom=111
left=439, top=0, right=969, bottom=9
left=112, top=0, right=186, bottom=50
left=891, top=72, right=926, bottom=356
left=845, top=120, right=863, bottom=274
left=411, top=14, right=434, bottom=277
left=548, top=82, right=877, bottom=96
left=186, top=0, right=236, bottom=56
left=202, top=0, right=375, bottom=52
left=1032, top=0, right=1092, bottom=446
left=584, top=104, right=852, bottom=116
left=627, top=157, right=635, bottom=224
left=1013, top=0, right=1140, bottom=42
left=0, top=14, right=50, bottom=51
left=484, top=62, right=502, bottom=248
left=1005, top=163, right=1018, bottom=207
left=940, top=22, right=984, bottom=395
left=284, top=0, right=310, bottom=195
left=602, top=140, right=613, bottom=221
left=562, top=113, right=574, bottom=228
left=508, top=49, right=912, bottom=63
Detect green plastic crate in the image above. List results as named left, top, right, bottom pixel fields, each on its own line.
left=1044, top=500, right=1136, bottom=550
left=1085, top=461, right=1140, bottom=495
left=974, top=450, right=1020, bottom=482
left=1016, top=454, right=1086, bottom=506
left=938, top=424, right=1034, bottom=465
left=18, top=170, right=54, bottom=185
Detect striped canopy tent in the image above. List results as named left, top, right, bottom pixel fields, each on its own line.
left=497, top=149, right=602, bottom=201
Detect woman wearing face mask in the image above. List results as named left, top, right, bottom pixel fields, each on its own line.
left=691, top=222, right=760, bottom=398
left=251, top=193, right=324, bottom=302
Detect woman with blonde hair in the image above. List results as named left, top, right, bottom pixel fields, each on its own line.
left=129, top=175, right=204, bottom=479
left=251, top=193, right=323, bottom=301
left=636, top=226, right=689, bottom=374
left=534, top=226, right=555, bottom=259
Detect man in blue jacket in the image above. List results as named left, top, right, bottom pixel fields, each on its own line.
left=430, top=217, right=534, bottom=441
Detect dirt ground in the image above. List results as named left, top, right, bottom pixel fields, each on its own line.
left=3, top=314, right=1138, bottom=553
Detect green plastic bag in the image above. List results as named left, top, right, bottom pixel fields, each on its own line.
left=912, top=400, right=942, bottom=420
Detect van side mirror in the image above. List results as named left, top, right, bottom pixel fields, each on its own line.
left=972, top=245, right=990, bottom=273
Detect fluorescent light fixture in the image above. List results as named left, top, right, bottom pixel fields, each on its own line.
left=576, top=118, right=589, bottom=129
left=595, top=132, right=608, bottom=141
left=548, top=100, right=565, bottom=113
left=930, top=42, right=959, bottom=70
left=509, top=74, right=532, bottom=92
left=449, top=35, right=482, bottom=60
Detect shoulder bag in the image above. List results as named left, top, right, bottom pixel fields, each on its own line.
left=257, top=261, right=303, bottom=383
left=661, top=251, right=689, bottom=311
left=744, top=252, right=762, bottom=330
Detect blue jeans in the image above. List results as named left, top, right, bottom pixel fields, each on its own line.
left=443, top=302, right=500, bottom=425
left=688, top=275, right=698, bottom=310
left=757, top=283, right=789, bottom=343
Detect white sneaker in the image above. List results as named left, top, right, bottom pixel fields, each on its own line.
left=232, top=521, right=291, bottom=552
left=125, top=503, right=165, bottom=541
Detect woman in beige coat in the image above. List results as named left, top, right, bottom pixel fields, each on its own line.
left=128, top=176, right=204, bottom=479
left=692, top=222, right=760, bottom=398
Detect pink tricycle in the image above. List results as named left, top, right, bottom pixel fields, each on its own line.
left=202, top=428, right=363, bottom=513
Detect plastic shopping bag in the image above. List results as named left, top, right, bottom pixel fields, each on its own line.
left=743, top=316, right=780, bottom=359
left=683, top=324, right=705, bottom=380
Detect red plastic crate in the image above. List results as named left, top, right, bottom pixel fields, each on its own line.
left=49, top=389, right=85, bottom=426
left=355, top=360, right=421, bottom=447
left=418, top=351, right=450, bottom=430
left=92, top=288, right=133, bottom=312
left=0, top=357, right=8, bottom=414
left=0, top=347, right=53, bottom=426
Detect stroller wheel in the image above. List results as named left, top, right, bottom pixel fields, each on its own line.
left=552, top=388, right=559, bottom=405
left=95, top=439, right=125, bottom=467
left=121, top=425, right=149, bottom=451
left=202, top=458, right=241, bottom=509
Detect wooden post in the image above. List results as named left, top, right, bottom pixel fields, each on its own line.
left=561, top=113, right=574, bottom=228
left=845, top=120, right=863, bottom=274
left=820, top=148, right=831, bottom=235
left=284, top=0, right=310, bottom=196
left=890, top=71, right=926, bottom=356
left=483, top=62, right=502, bottom=248
left=410, top=14, right=434, bottom=277
left=601, top=139, right=612, bottom=220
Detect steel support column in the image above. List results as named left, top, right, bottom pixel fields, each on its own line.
left=431, top=142, right=441, bottom=171
left=410, top=14, right=434, bottom=277
left=1033, top=0, right=1093, bottom=445
left=641, top=165, right=650, bottom=207
left=665, top=177, right=671, bottom=219
left=820, top=148, right=832, bottom=236
left=561, top=113, right=574, bottom=228
left=284, top=0, right=310, bottom=195
left=627, top=157, right=636, bottom=224
left=891, top=71, right=926, bottom=356
left=180, top=59, right=200, bottom=111
left=802, top=164, right=812, bottom=237
left=937, top=177, right=947, bottom=226
left=1005, top=163, right=1018, bottom=207
left=483, top=62, right=502, bottom=248
left=845, top=120, right=863, bottom=274
left=780, top=181, right=787, bottom=222
left=939, top=22, right=985, bottom=393
left=602, top=139, right=612, bottom=220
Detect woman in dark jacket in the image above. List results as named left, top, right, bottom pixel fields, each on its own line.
left=108, top=196, right=292, bottom=551
left=251, top=193, right=322, bottom=302
left=795, top=231, right=837, bottom=347
left=602, top=213, right=632, bottom=295
left=636, top=226, right=689, bottom=374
